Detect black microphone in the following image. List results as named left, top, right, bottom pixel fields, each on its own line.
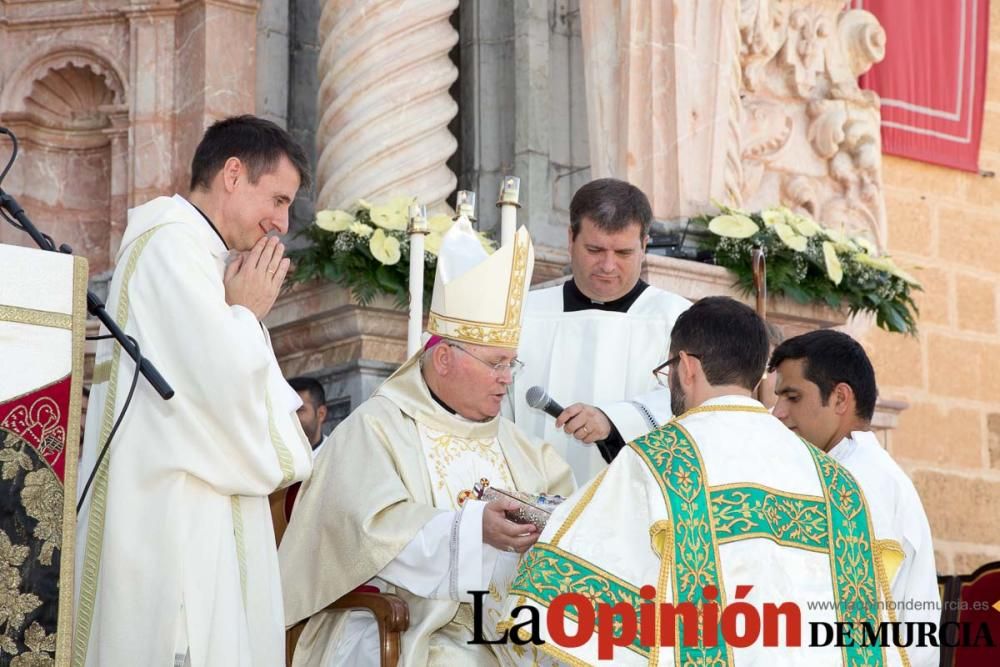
left=525, top=386, right=565, bottom=419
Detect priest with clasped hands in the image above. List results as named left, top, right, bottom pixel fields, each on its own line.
left=74, top=115, right=315, bottom=667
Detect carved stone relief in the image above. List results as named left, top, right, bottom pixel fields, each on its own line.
left=738, top=0, right=887, bottom=247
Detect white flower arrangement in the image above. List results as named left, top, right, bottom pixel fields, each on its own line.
left=291, top=197, right=494, bottom=307
left=697, top=205, right=921, bottom=334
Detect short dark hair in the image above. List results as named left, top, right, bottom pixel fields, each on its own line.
left=768, top=329, right=878, bottom=422
left=669, top=296, right=769, bottom=391
left=189, top=115, right=311, bottom=192
left=569, top=178, right=653, bottom=239
left=288, top=376, right=326, bottom=409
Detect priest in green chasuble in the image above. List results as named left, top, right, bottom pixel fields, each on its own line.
left=279, top=220, right=575, bottom=666
left=499, top=297, right=910, bottom=666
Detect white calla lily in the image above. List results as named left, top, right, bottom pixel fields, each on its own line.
left=822, top=241, right=843, bottom=285
left=854, top=236, right=878, bottom=254
left=773, top=222, right=808, bottom=252
left=790, top=214, right=822, bottom=237
left=708, top=214, right=759, bottom=239
left=314, top=209, right=354, bottom=232
left=369, top=228, right=402, bottom=265
left=349, top=222, right=374, bottom=238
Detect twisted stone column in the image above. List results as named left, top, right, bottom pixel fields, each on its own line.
left=316, top=0, right=459, bottom=211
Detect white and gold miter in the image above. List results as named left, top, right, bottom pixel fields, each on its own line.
left=427, top=218, right=534, bottom=349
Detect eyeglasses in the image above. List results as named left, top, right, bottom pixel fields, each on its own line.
left=447, top=343, right=525, bottom=378
left=652, top=352, right=702, bottom=388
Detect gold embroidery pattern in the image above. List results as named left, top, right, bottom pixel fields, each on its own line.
left=806, top=442, right=885, bottom=667
left=0, top=440, right=33, bottom=481
left=630, top=422, right=732, bottom=666
left=427, top=228, right=530, bottom=349
left=57, top=254, right=87, bottom=665
left=264, top=391, right=295, bottom=485
left=447, top=322, right=520, bottom=348
left=419, top=427, right=515, bottom=504
left=0, top=529, right=44, bottom=660
left=20, top=470, right=62, bottom=567
left=0, top=412, right=64, bottom=576
left=231, top=497, right=248, bottom=606
left=74, top=227, right=160, bottom=667
left=0, top=398, right=65, bottom=466
left=0, top=305, right=71, bottom=331
left=710, top=485, right=829, bottom=553
left=510, top=543, right=647, bottom=658
left=13, top=621, right=56, bottom=666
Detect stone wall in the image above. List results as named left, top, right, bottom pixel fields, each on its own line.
left=0, top=0, right=259, bottom=273
left=457, top=0, right=591, bottom=250
left=862, top=1, right=1000, bottom=573
left=286, top=0, right=321, bottom=239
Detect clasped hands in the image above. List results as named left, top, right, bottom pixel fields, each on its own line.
left=224, top=236, right=290, bottom=319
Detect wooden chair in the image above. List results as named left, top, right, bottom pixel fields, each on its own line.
left=284, top=591, right=409, bottom=667
left=937, top=560, right=1000, bottom=666
left=270, top=485, right=410, bottom=667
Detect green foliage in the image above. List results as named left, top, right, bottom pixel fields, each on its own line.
left=695, top=208, right=921, bottom=334
left=289, top=211, right=437, bottom=309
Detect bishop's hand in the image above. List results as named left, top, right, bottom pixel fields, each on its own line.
left=482, top=498, right=539, bottom=554
left=555, top=403, right=612, bottom=444
left=224, top=236, right=290, bottom=319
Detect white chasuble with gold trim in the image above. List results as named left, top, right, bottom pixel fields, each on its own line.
left=417, top=423, right=516, bottom=510
left=280, top=354, right=575, bottom=667
left=74, top=195, right=313, bottom=667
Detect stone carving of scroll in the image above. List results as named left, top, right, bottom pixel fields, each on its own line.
left=315, top=0, right=459, bottom=211
left=738, top=0, right=887, bottom=248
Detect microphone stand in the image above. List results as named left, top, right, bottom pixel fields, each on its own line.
left=0, top=129, right=174, bottom=400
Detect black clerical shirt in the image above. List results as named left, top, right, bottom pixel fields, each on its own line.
left=562, top=278, right=648, bottom=313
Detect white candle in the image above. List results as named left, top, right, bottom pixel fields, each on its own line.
left=407, top=203, right=429, bottom=357
left=496, top=176, right=521, bottom=247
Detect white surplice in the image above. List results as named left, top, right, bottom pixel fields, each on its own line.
left=74, top=195, right=313, bottom=667
left=828, top=431, right=941, bottom=667
left=500, top=396, right=908, bottom=667
left=511, top=283, right=689, bottom=484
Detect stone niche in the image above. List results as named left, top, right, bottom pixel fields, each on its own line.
left=0, top=54, right=127, bottom=273
left=0, top=0, right=260, bottom=275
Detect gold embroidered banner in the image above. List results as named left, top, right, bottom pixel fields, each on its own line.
left=0, top=244, right=87, bottom=666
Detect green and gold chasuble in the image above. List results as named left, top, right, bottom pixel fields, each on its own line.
left=503, top=399, right=904, bottom=667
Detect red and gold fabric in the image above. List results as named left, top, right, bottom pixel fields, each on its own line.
left=0, top=243, right=87, bottom=666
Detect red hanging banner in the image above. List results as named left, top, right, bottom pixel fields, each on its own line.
left=856, top=0, right=990, bottom=172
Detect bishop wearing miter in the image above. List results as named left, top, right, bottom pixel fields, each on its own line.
left=279, top=219, right=575, bottom=666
